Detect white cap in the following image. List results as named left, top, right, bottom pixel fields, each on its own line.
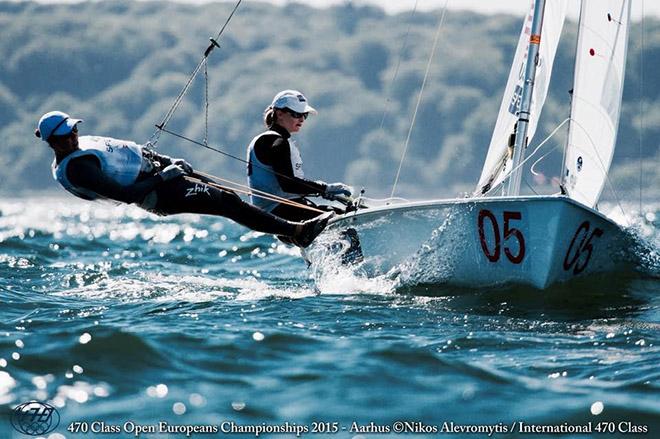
left=36, top=111, right=83, bottom=142
left=271, top=90, right=317, bottom=114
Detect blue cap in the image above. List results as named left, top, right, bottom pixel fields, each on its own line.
left=36, top=111, right=83, bottom=142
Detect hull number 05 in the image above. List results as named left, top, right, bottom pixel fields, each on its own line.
left=477, top=209, right=525, bottom=264
left=563, top=221, right=603, bottom=275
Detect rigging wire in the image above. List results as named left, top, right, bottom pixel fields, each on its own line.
left=523, top=178, right=540, bottom=196
left=158, top=127, right=247, bottom=168
left=390, top=0, right=450, bottom=199
left=638, top=0, right=645, bottom=214
left=147, top=0, right=243, bottom=148
left=488, top=117, right=628, bottom=225
left=156, top=126, right=328, bottom=196
left=567, top=118, right=628, bottom=224
left=377, top=0, right=419, bottom=132
left=146, top=57, right=206, bottom=148
left=204, top=60, right=210, bottom=147
left=561, top=1, right=583, bottom=189
left=483, top=118, right=570, bottom=197
left=142, top=0, right=330, bottom=205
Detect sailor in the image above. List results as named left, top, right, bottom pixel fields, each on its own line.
left=246, top=90, right=353, bottom=221
left=36, top=111, right=331, bottom=247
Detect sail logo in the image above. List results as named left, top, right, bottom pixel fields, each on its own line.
left=11, top=401, right=60, bottom=436
left=508, top=85, right=523, bottom=115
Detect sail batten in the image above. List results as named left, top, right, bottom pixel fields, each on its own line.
left=562, top=0, right=631, bottom=208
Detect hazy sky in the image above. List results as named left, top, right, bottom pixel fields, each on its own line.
left=8, top=0, right=657, bottom=19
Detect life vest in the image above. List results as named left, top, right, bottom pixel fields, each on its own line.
left=52, top=136, right=145, bottom=200
left=246, top=130, right=304, bottom=212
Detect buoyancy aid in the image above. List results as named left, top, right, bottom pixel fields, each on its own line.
left=52, top=136, right=146, bottom=200
left=246, top=131, right=304, bottom=212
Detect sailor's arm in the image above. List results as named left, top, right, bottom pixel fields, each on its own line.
left=66, top=156, right=164, bottom=204
left=142, top=149, right=173, bottom=168
left=143, top=149, right=193, bottom=174
left=270, top=138, right=326, bottom=195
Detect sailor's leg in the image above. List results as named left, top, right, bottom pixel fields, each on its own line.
left=151, top=177, right=298, bottom=236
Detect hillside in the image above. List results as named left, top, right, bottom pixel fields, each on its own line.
left=1, top=0, right=658, bottom=200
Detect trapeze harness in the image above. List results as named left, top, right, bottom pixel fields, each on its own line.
left=51, top=135, right=302, bottom=237
left=246, top=130, right=305, bottom=212
left=52, top=136, right=150, bottom=200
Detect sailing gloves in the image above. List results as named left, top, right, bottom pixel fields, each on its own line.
left=172, top=158, right=193, bottom=174
left=159, top=164, right=186, bottom=181
left=323, top=182, right=353, bottom=199
left=158, top=158, right=193, bottom=182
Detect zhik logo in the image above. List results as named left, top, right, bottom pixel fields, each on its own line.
left=185, top=183, right=211, bottom=198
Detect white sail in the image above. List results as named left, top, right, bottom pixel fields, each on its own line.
left=562, top=0, right=631, bottom=208
left=476, top=0, right=567, bottom=195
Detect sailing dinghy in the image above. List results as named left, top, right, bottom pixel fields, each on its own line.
left=305, top=0, right=636, bottom=289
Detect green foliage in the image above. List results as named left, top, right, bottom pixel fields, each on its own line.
left=1, top=0, right=658, bottom=201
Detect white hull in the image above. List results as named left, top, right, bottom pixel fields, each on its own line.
left=306, top=196, right=632, bottom=289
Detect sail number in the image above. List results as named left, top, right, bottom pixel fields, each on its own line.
left=477, top=210, right=525, bottom=264
left=563, top=221, right=604, bottom=275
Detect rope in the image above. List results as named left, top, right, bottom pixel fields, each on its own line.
left=530, top=141, right=561, bottom=176
left=157, top=126, right=326, bottom=195
left=390, top=0, right=450, bottom=199
left=189, top=173, right=324, bottom=214
left=193, top=171, right=324, bottom=214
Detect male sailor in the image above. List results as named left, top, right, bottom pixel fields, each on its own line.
left=37, top=111, right=331, bottom=247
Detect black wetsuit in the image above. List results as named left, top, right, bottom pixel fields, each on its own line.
left=64, top=152, right=298, bottom=237
left=251, top=124, right=335, bottom=221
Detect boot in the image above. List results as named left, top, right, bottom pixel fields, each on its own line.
left=292, top=211, right=335, bottom=248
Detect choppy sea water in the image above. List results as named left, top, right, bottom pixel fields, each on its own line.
left=0, top=196, right=658, bottom=439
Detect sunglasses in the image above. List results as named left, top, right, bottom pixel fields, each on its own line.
left=283, top=108, right=309, bottom=120
left=49, top=124, right=78, bottom=141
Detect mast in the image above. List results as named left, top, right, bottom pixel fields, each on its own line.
left=505, top=0, right=547, bottom=196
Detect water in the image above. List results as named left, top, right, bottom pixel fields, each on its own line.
left=1, top=196, right=658, bottom=438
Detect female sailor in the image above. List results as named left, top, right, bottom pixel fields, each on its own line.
left=246, top=90, right=353, bottom=221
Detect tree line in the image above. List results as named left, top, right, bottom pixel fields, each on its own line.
left=1, top=0, right=658, bottom=200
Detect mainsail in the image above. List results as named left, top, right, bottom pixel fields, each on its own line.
left=562, top=0, right=631, bottom=208
left=476, top=0, right=567, bottom=195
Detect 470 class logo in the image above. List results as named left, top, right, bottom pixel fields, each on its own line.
left=11, top=401, right=60, bottom=436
